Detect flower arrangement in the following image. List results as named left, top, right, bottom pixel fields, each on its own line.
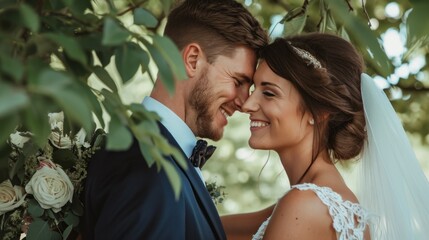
left=205, top=181, right=227, bottom=205
left=0, top=112, right=104, bottom=240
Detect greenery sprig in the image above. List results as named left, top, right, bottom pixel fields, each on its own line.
left=205, top=181, right=227, bottom=205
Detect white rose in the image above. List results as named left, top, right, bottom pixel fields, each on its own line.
left=48, top=112, right=65, bottom=130
left=25, top=160, right=74, bottom=213
left=48, top=112, right=90, bottom=149
left=74, top=128, right=90, bottom=148
left=0, top=180, right=26, bottom=215
left=9, top=131, right=31, bottom=148
left=49, top=131, right=74, bottom=149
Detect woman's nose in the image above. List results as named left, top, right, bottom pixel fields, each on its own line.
left=242, top=93, right=258, bottom=113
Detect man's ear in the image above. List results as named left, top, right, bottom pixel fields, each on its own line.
left=182, top=43, right=205, bottom=78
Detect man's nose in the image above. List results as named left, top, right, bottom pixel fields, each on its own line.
left=234, top=87, right=250, bottom=112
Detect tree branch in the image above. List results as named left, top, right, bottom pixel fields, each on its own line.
left=344, top=0, right=353, bottom=11
left=361, top=0, right=372, bottom=27
left=117, top=0, right=147, bottom=16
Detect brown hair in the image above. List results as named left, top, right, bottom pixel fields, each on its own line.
left=260, top=33, right=366, bottom=165
left=164, top=0, right=268, bottom=63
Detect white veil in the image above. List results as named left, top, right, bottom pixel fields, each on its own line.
left=358, top=73, right=429, bottom=239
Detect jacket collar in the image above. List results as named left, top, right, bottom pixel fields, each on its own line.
left=158, top=122, right=226, bottom=239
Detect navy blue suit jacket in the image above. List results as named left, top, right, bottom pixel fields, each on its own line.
left=83, top=123, right=226, bottom=240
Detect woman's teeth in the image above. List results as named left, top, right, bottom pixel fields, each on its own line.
left=250, top=121, right=269, bottom=127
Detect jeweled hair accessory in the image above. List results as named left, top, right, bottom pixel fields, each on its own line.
left=288, top=41, right=322, bottom=69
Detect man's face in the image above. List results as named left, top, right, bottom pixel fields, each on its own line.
left=187, top=46, right=256, bottom=141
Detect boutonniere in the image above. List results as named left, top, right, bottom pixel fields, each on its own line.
left=205, top=181, right=226, bottom=205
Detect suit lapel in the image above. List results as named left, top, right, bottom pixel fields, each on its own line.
left=157, top=122, right=225, bottom=239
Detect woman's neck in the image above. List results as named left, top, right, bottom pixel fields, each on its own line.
left=280, top=150, right=337, bottom=186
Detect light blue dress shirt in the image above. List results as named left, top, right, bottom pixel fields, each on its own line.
left=142, top=96, right=204, bottom=181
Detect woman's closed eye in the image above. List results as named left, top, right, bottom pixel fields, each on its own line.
left=262, top=90, right=275, bottom=97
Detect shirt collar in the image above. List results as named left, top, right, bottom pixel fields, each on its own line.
left=142, top=96, right=196, bottom=158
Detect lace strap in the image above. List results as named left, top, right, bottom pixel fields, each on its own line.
left=292, top=183, right=369, bottom=240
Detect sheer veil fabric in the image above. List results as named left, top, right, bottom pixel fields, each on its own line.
left=358, top=73, right=429, bottom=239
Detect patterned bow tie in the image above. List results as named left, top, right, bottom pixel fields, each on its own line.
left=189, top=140, right=216, bottom=168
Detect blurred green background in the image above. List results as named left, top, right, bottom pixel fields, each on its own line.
left=2, top=0, right=427, bottom=216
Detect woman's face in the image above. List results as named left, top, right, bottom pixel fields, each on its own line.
left=242, top=61, right=313, bottom=152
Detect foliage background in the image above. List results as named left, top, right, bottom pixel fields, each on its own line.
left=1, top=0, right=428, bottom=226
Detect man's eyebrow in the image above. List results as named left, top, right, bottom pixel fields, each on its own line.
left=234, top=73, right=252, bottom=84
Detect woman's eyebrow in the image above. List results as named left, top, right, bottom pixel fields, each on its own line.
left=261, top=81, right=281, bottom=89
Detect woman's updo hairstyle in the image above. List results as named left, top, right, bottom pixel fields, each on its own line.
left=260, top=33, right=366, bottom=161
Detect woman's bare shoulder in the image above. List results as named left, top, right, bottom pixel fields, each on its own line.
left=262, top=188, right=337, bottom=240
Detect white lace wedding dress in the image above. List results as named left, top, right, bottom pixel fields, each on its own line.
left=252, top=183, right=371, bottom=240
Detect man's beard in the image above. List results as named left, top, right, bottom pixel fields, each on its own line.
left=188, top=71, right=222, bottom=141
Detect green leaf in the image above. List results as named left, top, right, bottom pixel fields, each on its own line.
left=134, top=8, right=158, bottom=28
left=0, top=143, right=11, bottom=183
left=161, top=159, right=182, bottom=200
left=319, top=3, right=327, bottom=33
left=52, top=149, right=77, bottom=169
left=45, top=33, right=88, bottom=65
left=28, top=199, right=45, bottom=218
left=19, top=3, right=40, bottom=32
left=92, top=66, right=118, bottom=92
left=0, top=82, right=29, bottom=118
left=62, top=225, right=74, bottom=239
left=327, top=0, right=392, bottom=77
left=0, top=114, right=18, bottom=147
left=128, top=103, right=160, bottom=122
left=27, top=219, right=52, bottom=240
left=64, top=212, right=79, bottom=227
left=49, top=0, right=66, bottom=10
left=63, top=0, right=93, bottom=16
left=160, top=0, right=174, bottom=15
left=0, top=0, right=16, bottom=8
left=52, top=88, right=93, bottom=133
left=10, top=143, right=26, bottom=180
left=284, top=14, right=307, bottom=37
left=406, top=2, right=429, bottom=51
left=30, top=69, right=72, bottom=92
left=22, top=100, right=50, bottom=148
left=47, top=209, right=56, bottom=219
left=83, top=85, right=105, bottom=129
left=339, top=26, right=350, bottom=42
left=52, top=231, right=62, bottom=240
left=71, top=197, right=84, bottom=216
left=138, top=141, right=155, bottom=167
left=326, top=10, right=337, bottom=33
left=152, top=35, right=187, bottom=80
left=30, top=69, right=93, bottom=132
left=0, top=53, right=24, bottom=81
left=0, top=8, right=19, bottom=33
left=282, top=7, right=304, bottom=22
left=115, top=42, right=147, bottom=83
left=106, top=116, right=133, bottom=151
left=102, top=18, right=130, bottom=46
left=156, top=136, right=187, bottom=169
left=95, top=49, right=115, bottom=67
left=142, top=35, right=186, bottom=94
left=144, top=42, right=174, bottom=92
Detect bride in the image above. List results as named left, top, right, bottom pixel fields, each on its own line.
left=221, top=33, right=429, bottom=240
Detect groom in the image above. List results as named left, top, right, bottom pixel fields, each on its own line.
left=83, top=0, right=267, bottom=239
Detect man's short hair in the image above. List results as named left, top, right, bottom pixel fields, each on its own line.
left=164, top=0, right=268, bottom=63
